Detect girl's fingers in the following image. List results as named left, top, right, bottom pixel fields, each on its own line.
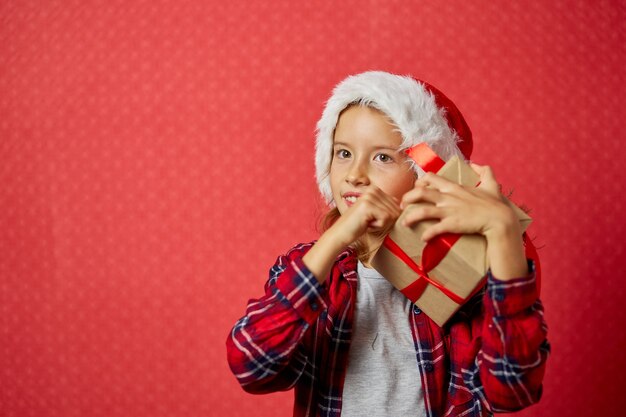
left=368, top=187, right=403, bottom=218
left=366, top=206, right=398, bottom=229
left=415, top=172, right=449, bottom=188
left=400, top=185, right=441, bottom=208
left=415, top=172, right=462, bottom=194
left=401, top=204, right=444, bottom=227
left=373, top=188, right=401, bottom=211
left=352, top=189, right=401, bottom=230
left=359, top=192, right=397, bottom=219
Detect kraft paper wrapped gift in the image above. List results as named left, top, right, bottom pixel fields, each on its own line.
left=371, top=154, right=532, bottom=327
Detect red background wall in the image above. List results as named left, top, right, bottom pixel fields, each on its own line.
left=1, top=1, right=625, bottom=416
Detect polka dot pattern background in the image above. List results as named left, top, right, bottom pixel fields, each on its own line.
left=1, top=1, right=624, bottom=416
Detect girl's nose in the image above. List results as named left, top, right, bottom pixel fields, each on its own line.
left=346, top=161, right=370, bottom=186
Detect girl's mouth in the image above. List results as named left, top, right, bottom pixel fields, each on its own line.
left=343, top=194, right=360, bottom=206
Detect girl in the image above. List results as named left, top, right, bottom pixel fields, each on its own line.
left=226, top=71, right=549, bottom=417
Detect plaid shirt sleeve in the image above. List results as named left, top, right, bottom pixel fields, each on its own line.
left=226, top=243, right=327, bottom=394
left=462, top=260, right=550, bottom=413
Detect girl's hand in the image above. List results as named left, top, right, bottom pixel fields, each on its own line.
left=400, top=163, right=519, bottom=242
left=329, top=186, right=402, bottom=248
left=400, top=163, right=528, bottom=280
left=303, top=186, right=401, bottom=283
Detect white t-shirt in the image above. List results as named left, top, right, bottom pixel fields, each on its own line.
left=341, top=261, right=427, bottom=417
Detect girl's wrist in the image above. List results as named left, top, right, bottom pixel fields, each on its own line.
left=303, top=228, right=351, bottom=284
left=482, top=205, right=528, bottom=280
left=326, top=218, right=358, bottom=249
left=317, top=223, right=352, bottom=255
left=484, top=222, right=528, bottom=280
left=483, top=203, right=520, bottom=243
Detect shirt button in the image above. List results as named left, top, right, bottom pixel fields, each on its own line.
left=311, top=302, right=318, bottom=311
left=494, top=292, right=505, bottom=302
left=424, top=363, right=434, bottom=372
left=413, top=305, right=422, bottom=315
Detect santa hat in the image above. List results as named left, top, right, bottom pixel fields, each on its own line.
left=315, top=71, right=473, bottom=204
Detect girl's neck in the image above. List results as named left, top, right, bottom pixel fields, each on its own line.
left=359, top=233, right=386, bottom=267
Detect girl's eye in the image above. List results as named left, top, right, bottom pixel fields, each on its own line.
left=336, top=149, right=351, bottom=159
left=374, top=153, right=393, bottom=163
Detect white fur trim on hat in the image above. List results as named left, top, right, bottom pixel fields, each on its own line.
left=315, top=71, right=464, bottom=204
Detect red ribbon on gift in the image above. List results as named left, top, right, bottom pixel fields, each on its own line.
left=383, top=143, right=480, bottom=304
left=382, top=235, right=466, bottom=304
left=406, top=143, right=446, bottom=173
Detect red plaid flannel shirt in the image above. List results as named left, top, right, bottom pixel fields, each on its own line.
left=227, top=242, right=549, bottom=417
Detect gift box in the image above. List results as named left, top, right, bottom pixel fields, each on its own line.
left=371, top=144, right=531, bottom=327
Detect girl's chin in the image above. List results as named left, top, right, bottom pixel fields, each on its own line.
left=335, top=203, right=348, bottom=214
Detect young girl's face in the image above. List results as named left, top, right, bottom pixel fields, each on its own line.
left=330, top=105, right=417, bottom=214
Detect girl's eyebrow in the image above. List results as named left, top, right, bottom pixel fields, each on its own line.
left=333, top=141, right=400, bottom=152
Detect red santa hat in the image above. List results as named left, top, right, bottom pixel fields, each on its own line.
left=315, top=71, right=473, bottom=204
